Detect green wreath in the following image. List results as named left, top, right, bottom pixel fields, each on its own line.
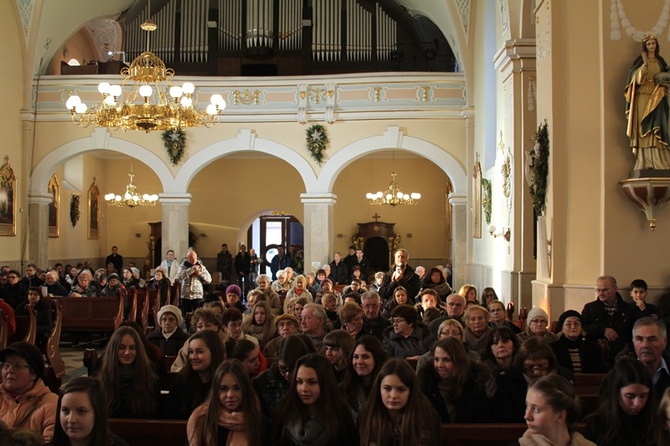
left=482, top=178, right=492, bottom=225
left=306, top=124, right=329, bottom=166
left=529, top=121, right=550, bottom=216
left=162, top=128, right=186, bottom=166
left=70, top=194, right=80, bottom=228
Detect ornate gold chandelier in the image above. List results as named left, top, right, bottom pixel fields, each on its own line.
left=105, top=166, right=158, bottom=208
left=366, top=151, right=421, bottom=206
left=65, top=2, right=225, bottom=132
left=366, top=171, right=421, bottom=206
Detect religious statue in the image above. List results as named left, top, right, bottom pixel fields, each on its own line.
left=625, top=35, right=670, bottom=170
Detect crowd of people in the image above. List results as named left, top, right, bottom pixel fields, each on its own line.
left=3, top=246, right=670, bottom=445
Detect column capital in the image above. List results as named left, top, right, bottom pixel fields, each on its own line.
left=159, top=193, right=192, bottom=205
left=28, top=193, right=53, bottom=205
left=449, top=193, right=467, bottom=206
left=300, top=193, right=337, bottom=205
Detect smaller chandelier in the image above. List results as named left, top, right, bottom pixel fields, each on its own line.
left=105, top=167, right=158, bottom=208
left=366, top=171, right=421, bottom=206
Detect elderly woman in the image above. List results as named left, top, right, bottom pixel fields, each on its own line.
left=463, top=304, right=492, bottom=357
left=339, top=301, right=364, bottom=339
left=147, top=266, right=171, bottom=306
left=382, top=305, right=432, bottom=360
left=284, top=274, right=313, bottom=305
left=488, top=300, right=522, bottom=334
left=270, top=270, right=291, bottom=294
left=550, top=310, right=606, bottom=374
left=262, top=313, right=301, bottom=357
left=315, top=278, right=342, bottom=306
left=254, top=274, right=282, bottom=315
left=517, top=307, right=559, bottom=345
left=146, top=305, right=190, bottom=356
left=69, top=270, right=98, bottom=297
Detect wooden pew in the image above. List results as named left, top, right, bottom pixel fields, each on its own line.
left=44, top=296, right=124, bottom=333
left=9, top=307, right=37, bottom=344
left=43, top=300, right=65, bottom=392
left=573, top=373, right=606, bottom=419
left=0, top=310, right=8, bottom=349
left=108, top=419, right=187, bottom=446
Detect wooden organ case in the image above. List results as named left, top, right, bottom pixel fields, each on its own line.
left=122, top=0, right=453, bottom=76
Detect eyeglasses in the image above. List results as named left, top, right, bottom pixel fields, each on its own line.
left=0, top=362, right=30, bottom=372
left=564, top=321, right=581, bottom=328
left=524, top=364, right=549, bottom=373
left=278, top=363, right=291, bottom=376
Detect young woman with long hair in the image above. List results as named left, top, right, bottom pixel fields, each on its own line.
left=241, top=300, right=276, bottom=349
left=322, top=329, right=355, bottom=382
left=359, top=358, right=441, bottom=445
left=585, top=357, right=656, bottom=446
left=51, top=377, right=129, bottom=446
left=656, top=387, right=670, bottom=446
left=339, top=334, right=389, bottom=420
left=187, top=359, right=270, bottom=446
left=417, top=337, right=490, bottom=423
left=254, top=335, right=311, bottom=417
left=165, top=330, right=226, bottom=419
left=512, top=374, right=595, bottom=446
left=226, top=338, right=264, bottom=378
left=96, top=326, right=160, bottom=418
left=271, top=353, right=357, bottom=445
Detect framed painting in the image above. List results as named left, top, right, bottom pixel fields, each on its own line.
left=0, top=157, right=16, bottom=236
left=48, top=175, right=60, bottom=237
left=473, top=159, right=482, bottom=238
left=88, top=178, right=100, bottom=239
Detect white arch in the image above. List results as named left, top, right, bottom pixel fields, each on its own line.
left=30, top=128, right=174, bottom=193
left=316, top=126, right=466, bottom=194
left=173, top=128, right=317, bottom=192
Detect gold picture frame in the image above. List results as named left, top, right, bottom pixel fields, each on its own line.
left=473, top=159, right=482, bottom=239
left=48, top=175, right=60, bottom=237
left=88, top=178, right=100, bottom=239
left=0, top=157, right=16, bottom=236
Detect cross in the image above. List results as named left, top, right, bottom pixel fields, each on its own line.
left=372, top=212, right=381, bottom=222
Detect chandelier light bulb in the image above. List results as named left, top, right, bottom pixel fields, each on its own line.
left=109, top=84, right=122, bottom=97
left=411, top=193, right=421, bottom=199
left=182, top=82, right=195, bottom=94
left=206, top=104, right=218, bottom=115
left=98, top=82, right=111, bottom=94
left=66, top=95, right=81, bottom=110
left=75, top=103, right=88, bottom=113
left=180, top=96, right=193, bottom=107
left=169, top=86, right=183, bottom=98
left=139, top=85, right=153, bottom=98
left=104, top=96, right=115, bottom=106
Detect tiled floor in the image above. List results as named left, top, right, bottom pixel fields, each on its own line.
left=59, top=345, right=102, bottom=385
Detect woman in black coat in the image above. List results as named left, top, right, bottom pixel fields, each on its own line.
left=417, top=337, right=490, bottom=423
left=550, top=310, right=606, bottom=374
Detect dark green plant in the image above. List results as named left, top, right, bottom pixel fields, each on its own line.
left=529, top=121, right=550, bottom=215
left=482, top=178, right=492, bottom=224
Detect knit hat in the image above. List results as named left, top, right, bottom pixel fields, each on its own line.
left=320, top=278, right=333, bottom=287
left=226, top=284, right=241, bottom=298
left=0, top=341, right=45, bottom=379
left=107, top=273, right=120, bottom=282
left=274, top=313, right=300, bottom=328
left=558, top=310, right=582, bottom=329
left=527, top=307, right=549, bottom=323
left=157, top=305, right=184, bottom=327
left=130, top=267, right=141, bottom=279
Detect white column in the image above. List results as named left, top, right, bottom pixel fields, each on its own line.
left=300, top=193, right=336, bottom=272
left=159, top=193, right=192, bottom=260
left=28, top=193, right=52, bottom=269
left=450, top=194, right=467, bottom=289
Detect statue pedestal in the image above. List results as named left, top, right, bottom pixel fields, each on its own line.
left=620, top=177, right=670, bottom=230
left=630, top=169, right=670, bottom=178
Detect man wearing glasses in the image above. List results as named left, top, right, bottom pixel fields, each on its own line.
left=360, top=290, right=390, bottom=340
left=0, top=341, right=58, bottom=442
left=582, top=275, right=634, bottom=369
